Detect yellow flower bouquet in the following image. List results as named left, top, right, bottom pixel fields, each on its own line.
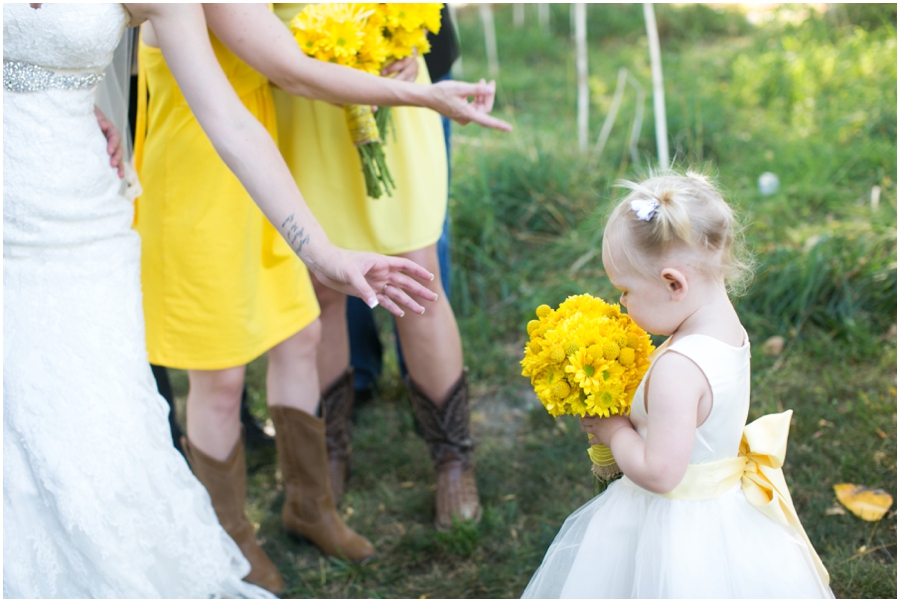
left=521, top=294, right=655, bottom=479
left=289, top=3, right=442, bottom=199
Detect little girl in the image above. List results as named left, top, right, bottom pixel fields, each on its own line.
left=522, top=170, right=833, bottom=598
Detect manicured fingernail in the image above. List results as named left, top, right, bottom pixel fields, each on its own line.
left=366, top=297, right=378, bottom=308
left=419, top=307, right=426, bottom=314
left=430, top=273, right=435, bottom=281
left=433, top=293, right=439, bottom=301
left=400, top=311, right=405, bottom=317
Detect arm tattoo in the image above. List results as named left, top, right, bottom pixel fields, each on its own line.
left=280, top=214, right=311, bottom=256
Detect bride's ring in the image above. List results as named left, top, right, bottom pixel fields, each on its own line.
left=381, top=283, right=389, bottom=295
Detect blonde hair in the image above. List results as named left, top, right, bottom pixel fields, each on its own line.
left=602, top=167, right=753, bottom=295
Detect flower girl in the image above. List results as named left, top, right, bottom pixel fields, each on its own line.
left=522, top=170, right=833, bottom=598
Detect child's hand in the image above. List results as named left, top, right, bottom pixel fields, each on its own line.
left=579, top=414, right=632, bottom=446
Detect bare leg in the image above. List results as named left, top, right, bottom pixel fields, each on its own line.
left=267, top=319, right=322, bottom=414
left=313, top=278, right=350, bottom=391
left=394, top=243, right=463, bottom=405
left=186, top=365, right=245, bottom=461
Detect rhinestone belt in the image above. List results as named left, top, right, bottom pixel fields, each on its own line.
left=4, top=60, right=105, bottom=93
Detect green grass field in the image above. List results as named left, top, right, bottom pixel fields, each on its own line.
left=172, top=4, right=896, bottom=597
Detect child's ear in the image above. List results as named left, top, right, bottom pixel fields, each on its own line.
left=660, top=268, right=688, bottom=302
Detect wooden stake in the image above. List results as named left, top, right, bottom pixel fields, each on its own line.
left=538, top=3, right=550, bottom=33
left=448, top=3, right=463, bottom=77
left=575, top=3, right=588, bottom=153
left=643, top=3, right=669, bottom=166
left=480, top=4, right=500, bottom=78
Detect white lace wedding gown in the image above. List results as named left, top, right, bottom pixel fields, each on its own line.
left=3, top=4, right=271, bottom=597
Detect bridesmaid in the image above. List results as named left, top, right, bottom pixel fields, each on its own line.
left=134, top=4, right=509, bottom=593
left=272, top=3, right=486, bottom=531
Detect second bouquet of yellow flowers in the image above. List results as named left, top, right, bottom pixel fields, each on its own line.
left=290, top=3, right=443, bottom=199
left=521, top=294, right=655, bottom=479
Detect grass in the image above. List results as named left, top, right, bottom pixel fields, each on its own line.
left=171, top=4, right=895, bottom=598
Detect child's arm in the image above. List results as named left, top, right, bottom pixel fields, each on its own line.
left=580, top=352, right=710, bottom=493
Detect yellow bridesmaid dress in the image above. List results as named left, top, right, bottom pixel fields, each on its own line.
left=272, top=4, right=447, bottom=255
left=134, top=32, right=319, bottom=370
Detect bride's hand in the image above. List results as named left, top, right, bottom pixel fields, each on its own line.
left=94, top=106, right=125, bottom=178
left=430, top=78, right=512, bottom=132
left=309, top=248, right=439, bottom=317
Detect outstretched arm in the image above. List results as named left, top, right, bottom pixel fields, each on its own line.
left=125, top=3, right=437, bottom=314
left=580, top=352, right=707, bottom=493
left=203, top=3, right=512, bottom=131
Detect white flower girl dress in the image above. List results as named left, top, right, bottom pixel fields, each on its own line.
left=522, top=335, right=833, bottom=598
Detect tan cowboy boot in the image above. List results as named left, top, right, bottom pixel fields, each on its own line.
left=269, top=405, right=376, bottom=561
left=321, top=368, right=355, bottom=502
left=406, top=370, right=482, bottom=531
left=182, top=434, right=284, bottom=595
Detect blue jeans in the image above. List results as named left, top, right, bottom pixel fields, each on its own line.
left=347, top=76, right=453, bottom=391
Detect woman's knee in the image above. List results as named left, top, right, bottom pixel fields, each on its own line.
left=269, top=319, right=322, bottom=364
left=187, top=367, right=245, bottom=411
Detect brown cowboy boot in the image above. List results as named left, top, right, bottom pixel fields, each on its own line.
left=321, top=368, right=354, bottom=502
left=406, top=370, right=482, bottom=531
left=269, top=405, right=376, bottom=561
left=181, top=434, right=284, bottom=595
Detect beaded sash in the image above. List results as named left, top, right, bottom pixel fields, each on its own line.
left=4, top=60, right=104, bottom=93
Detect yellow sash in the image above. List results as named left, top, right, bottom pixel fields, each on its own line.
left=663, top=410, right=829, bottom=586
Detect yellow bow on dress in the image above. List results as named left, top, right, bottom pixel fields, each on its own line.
left=663, top=410, right=830, bottom=586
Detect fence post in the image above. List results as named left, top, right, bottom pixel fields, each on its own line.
left=538, top=3, right=550, bottom=33
left=480, top=4, right=500, bottom=78
left=643, top=3, right=669, bottom=166
left=448, top=3, right=463, bottom=77
left=575, top=3, right=588, bottom=153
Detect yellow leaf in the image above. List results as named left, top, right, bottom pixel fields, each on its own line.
left=833, top=484, right=894, bottom=521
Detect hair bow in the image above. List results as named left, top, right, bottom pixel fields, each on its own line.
left=630, top=198, right=659, bottom=221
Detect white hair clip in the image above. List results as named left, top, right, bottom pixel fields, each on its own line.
left=630, top=198, right=659, bottom=221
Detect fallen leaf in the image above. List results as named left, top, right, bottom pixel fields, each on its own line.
left=825, top=505, right=846, bottom=516
left=874, top=451, right=887, bottom=466
left=811, top=430, right=824, bottom=439
left=834, top=484, right=894, bottom=521
left=818, top=419, right=834, bottom=428
left=763, top=335, right=785, bottom=356
left=501, top=494, right=516, bottom=502
left=400, top=481, right=415, bottom=488
left=875, top=428, right=887, bottom=439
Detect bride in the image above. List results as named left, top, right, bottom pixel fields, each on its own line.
left=3, top=3, right=438, bottom=597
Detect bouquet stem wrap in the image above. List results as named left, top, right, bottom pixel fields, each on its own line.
left=344, top=104, right=395, bottom=199
left=587, top=440, right=622, bottom=480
